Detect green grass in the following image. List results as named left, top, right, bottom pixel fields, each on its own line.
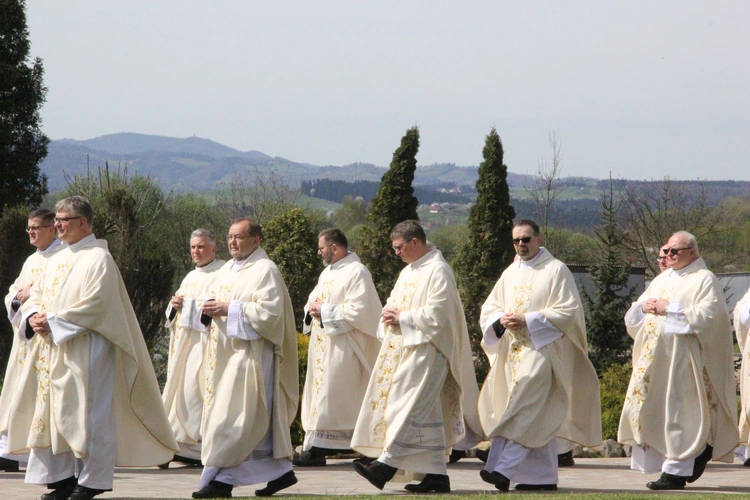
left=227, top=496, right=742, bottom=499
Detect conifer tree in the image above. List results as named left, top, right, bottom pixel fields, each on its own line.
left=358, top=126, right=420, bottom=301
left=0, top=0, right=49, bottom=217
left=582, top=176, right=635, bottom=373
left=454, top=128, right=516, bottom=382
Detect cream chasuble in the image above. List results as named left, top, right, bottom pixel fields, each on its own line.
left=162, top=259, right=224, bottom=453
left=735, top=287, right=750, bottom=449
left=351, top=249, right=482, bottom=470
left=618, top=258, right=738, bottom=463
left=200, top=248, right=298, bottom=468
left=10, top=238, right=177, bottom=465
left=301, top=252, right=382, bottom=449
left=0, top=240, right=63, bottom=455
left=478, top=249, right=602, bottom=449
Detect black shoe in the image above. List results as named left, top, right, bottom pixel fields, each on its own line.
left=157, top=461, right=170, bottom=469
left=174, top=455, right=203, bottom=467
left=404, top=474, right=451, bottom=493
left=353, top=456, right=376, bottom=466
left=66, top=485, right=109, bottom=500
left=41, top=476, right=77, bottom=500
left=558, top=450, right=575, bottom=467
left=474, top=448, right=489, bottom=463
left=449, top=449, right=466, bottom=463
left=479, top=469, right=510, bottom=492
left=646, top=473, right=687, bottom=490
left=687, top=444, right=713, bottom=483
left=192, top=480, right=233, bottom=499
left=0, top=456, right=19, bottom=472
left=515, top=483, right=558, bottom=491
left=353, top=460, right=397, bottom=490
left=255, top=471, right=298, bottom=497
left=744, top=456, right=750, bottom=467
left=293, top=450, right=326, bottom=467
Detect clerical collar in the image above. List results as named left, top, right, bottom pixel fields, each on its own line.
left=410, top=248, right=436, bottom=269
left=330, top=252, right=353, bottom=270
left=196, top=259, right=216, bottom=272
left=68, top=234, right=96, bottom=252
left=670, top=264, right=691, bottom=277
left=39, top=239, right=62, bottom=256
left=518, top=247, right=546, bottom=269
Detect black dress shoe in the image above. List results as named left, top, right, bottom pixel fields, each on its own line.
left=293, top=450, right=326, bottom=467
left=0, top=456, right=19, bottom=472
left=558, top=450, right=575, bottom=467
left=687, top=444, right=713, bottom=483
left=353, top=456, right=376, bottom=466
left=67, top=485, right=109, bottom=500
left=404, top=473, right=450, bottom=493
left=449, top=449, right=466, bottom=463
left=41, top=476, right=77, bottom=500
left=173, top=455, right=203, bottom=467
left=744, top=456, right=750, bottom=467
left=192, top=480, right=233, bottom=499
left=646, top=472, right=687, bottom=490
left=474, top=448, right=489, bottom=463
left=515, top=483, right=558, bottom=490
left=479, top=469, right=510, bottom=492
left=255, top=470, right=298, bottom=497
left=353, top=460, right=397, bottom=490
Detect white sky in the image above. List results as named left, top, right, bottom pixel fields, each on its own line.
left=26, top=1, right=750, bottom=180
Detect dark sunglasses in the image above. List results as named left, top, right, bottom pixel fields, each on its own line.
left=662, top=247, right=692, bottom=256
left=512, top=237, right=532, bottom=245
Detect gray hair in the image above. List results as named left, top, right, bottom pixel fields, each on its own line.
left=55, top=196, right=94, bottom=229
left=390, top=220, right=426, bottom=244
left=673, top=230, right=700, bottom=256
left=191, top=228, right=217, bottom=246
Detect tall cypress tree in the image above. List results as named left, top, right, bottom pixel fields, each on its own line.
left=358, top=126, right=420, bottom=301
left=454, top=128, right=516, bottom=382
left=0, top=0, right=49, bottom=217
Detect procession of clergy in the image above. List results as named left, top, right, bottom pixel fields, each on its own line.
left=1, top=195, right=748, bottom=499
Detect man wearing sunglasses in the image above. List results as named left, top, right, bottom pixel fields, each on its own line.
left=0, top=209, right=62, bottom=474
left=621, top=231, right=737, bottom=490
left=476, top=219, right=601, bottom=492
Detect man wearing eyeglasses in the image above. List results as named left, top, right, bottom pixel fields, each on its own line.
left=15, top=196, right=177, bottom=500
left=294, top=228, right=381, bottom=467
left=734, top=286, right=750, bottom=466
left=352, top=220, right=481, bottom=494
left=160, top=228, right=225, bottom=469
left=0, top=209, right=62, bottom=474
left=657, top=244, right=671, bottom=273
left=477, top=219, right=601, bottom=492
left=194, top=218, right=298, bottom=499
left=620, top=231, right=737, bottom=490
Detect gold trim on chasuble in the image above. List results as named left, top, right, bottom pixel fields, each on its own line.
left=505, top=282, right=533, bottom=406
left=203, top=284, right=232, bottom=410
left=308, top=278, right=333, bottom=422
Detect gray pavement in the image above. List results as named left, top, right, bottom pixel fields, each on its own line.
left=2, top=457, right=750, bottom=498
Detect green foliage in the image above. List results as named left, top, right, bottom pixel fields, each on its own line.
left=599, top=361, right=632, bottom=440
left=0, top=206, right=31, bottom=383
left=582, top=179, right=635, bottom=373
left=334, top=195, right=367, bottom=233
left=358, top=126, right=420, bottom=301
left=290, top=332, right=310, bottom=447
left=454, top=128, right=516, bottom=382
left=428, top=224, right=469, bottom=264
left=548, top=228, right=598, bottom=265
left=263, top=208, right=324, bottom=332
left=0, top=0, right=49, bottom=217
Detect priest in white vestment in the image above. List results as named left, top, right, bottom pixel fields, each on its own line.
left=17, top=196, right=178, bottom=500
left=477, top=219, right=601, bottom=492
left=161, top=228, right=224, bottom=467
left=352, top=220, right=482, bottom=494
left=193, top=218, right=298, bottom=499
left=619, top=231, right=738, bottom=490
left=294, top=228, right=382, bottom=467
left=0, top=209, right=62, bottom=473
left=735, top=286, right=750, bottom=465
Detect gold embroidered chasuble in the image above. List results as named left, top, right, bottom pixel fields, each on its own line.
left=0, top=242, right=64, bottom=449
left=200, top=248, right=298, bottom=468
left=618, top=258, right=738, bottom=462
left=735, top=287, right=750, bottom=447
left=9, top=238, right=177, bottom=465
left=301, top=253, right=382, bottom=444
left=351, top=249, right=481, bottom=460
left=479, top=250, right=602, bottom=449
left=162, top=259, right=224, bottom=447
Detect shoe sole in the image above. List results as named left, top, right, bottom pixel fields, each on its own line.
left=353, top=462, right=385, bottom=490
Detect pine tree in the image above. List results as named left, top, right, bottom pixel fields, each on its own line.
left=454, top=128, right=516, bottom=382
left=0, top=0, right=49, bottom=217
left=582, top=176, right=635, bottom=373
left=358, top=126, right=420, bottom=301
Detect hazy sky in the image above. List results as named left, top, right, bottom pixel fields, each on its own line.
left=25, top=1, right=750, bottom=180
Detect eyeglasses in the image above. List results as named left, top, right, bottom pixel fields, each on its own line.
left=512, top=237, right=532, bottom=245
left=392, top=240, right=411, bottom=252
left=662, top=247, right=692, bottom=256
left=227, top=234, right=252, bottom=242
left=54, top=216, right=82, bottom=224
left=26, top=225, right=53, bottom=233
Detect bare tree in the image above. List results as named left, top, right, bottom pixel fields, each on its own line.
left=525, top=131, right=565, bottom=245
left=217, top=166, right=299, bottom=223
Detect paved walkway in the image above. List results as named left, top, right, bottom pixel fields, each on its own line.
left=2, top=457, right=750, bottom=498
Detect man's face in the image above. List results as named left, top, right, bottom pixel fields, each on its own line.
left=191, top=236, right=217, bottom=267
left=665, top=234, right=696, bottom=270
left=391, top=236, right=419, bottom=264
left=27, top=217, right=56, bottom=249
left=512, top=225, right=542, bottom=261
left=227, top=221, right=259, bottom=260
left=54, top=211, right=87, bottom=245
left=657, top=245, right=670, bottom=272
left=317, top=236, right=336, bottom=266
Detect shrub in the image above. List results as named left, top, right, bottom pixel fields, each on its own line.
left=600, top=361, right=632, bottom=441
